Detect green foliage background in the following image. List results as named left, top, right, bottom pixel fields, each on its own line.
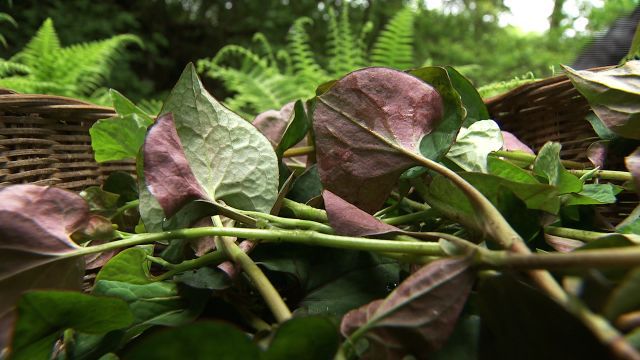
left=0, top=0, right=637, bottom=107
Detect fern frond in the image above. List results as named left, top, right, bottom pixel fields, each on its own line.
left=277, top=49, right=293, bottom=75
left=252, top=33, right=277, bottom=67
left=0, top=13, right=17, bottom=27
left=326, top=4, right=364, bottom=77
left=288, top=17, right=327, bottom=86
left=11, top=18, right=60, bottom=65
left=0, top=59, right=29, bottom=77
left=370, top=8, right=415, bottom=69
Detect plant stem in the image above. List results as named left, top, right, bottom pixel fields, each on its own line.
left=568, top=169, right=633, bottom=182
left=544, top=226, right=604, bottom=243
left=150, top=250, right=227, bottom=281
left=390, top=192, right=430, bottom=211
left=478, top=246, right=640, bottom=269
left=282, top=145, right=315, bottom=157
left=111, top=199, right=140, bottom=219
left=212, top=216, right=292, bottom=323
left=240, top=210, right=333, bottom=233
left=381, top=209, right=436, bottom=226
left=281, top=198, right=329, bottom=223
left=491, top=150, right=585, bottom=169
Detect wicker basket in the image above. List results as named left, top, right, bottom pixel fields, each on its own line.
left=485, top=71, right=636, bottom=222
left=0, top=90, right=136, bottom=191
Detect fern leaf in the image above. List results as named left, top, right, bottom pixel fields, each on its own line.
left=326, top=3, right=364, bottom=77
left=11, top=18, right=60, bottom=65
left=0, top=59, right=29, bottom=77
left=370, top=8, right=415, bottom=70
left=288, top=17, right=328, bottom=86
left=252, top=33, right=277, bottom=67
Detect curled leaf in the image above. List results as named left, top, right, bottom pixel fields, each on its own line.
left=313, top=67, right=444, bottom=213
left=626, top=147, right=640, bottom=194
left=341, top=257, right=475, bottom=358
left=446, top=120, right=503, bottom=172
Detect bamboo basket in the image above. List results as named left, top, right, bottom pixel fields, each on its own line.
left=485, top=71, right=636, bottom=223
left=0, top=90, right=135, bottom=191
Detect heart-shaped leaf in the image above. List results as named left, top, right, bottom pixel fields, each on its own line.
left=155, top=63, right=279, bottom=214
left=341, top=257, right=475, bottom=358
left=533, top=142, right=582, bottom=194
left=564, top=62, right=640, bottom=139
left=313, top=67, right=446, bottom=213
left=445, top=119, right=503, bottom=172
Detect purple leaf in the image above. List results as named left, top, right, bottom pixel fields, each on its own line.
left=501, top=131, right=534, bottom=154
left=313, top=67, right=443, bottom=213
left=341, top=257, right=475, bottom=358
left=322, top=190, right=400, bottom=237
left=587, top=141, right=609, bottom=168
left=0, top=185, right=88, bottom=347
left=626, top=147, right=640, bottom=194
left=143, top=113, right=208, bottom=218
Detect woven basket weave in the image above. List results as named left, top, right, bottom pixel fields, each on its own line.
left=0, top=90, right=136, bottom=190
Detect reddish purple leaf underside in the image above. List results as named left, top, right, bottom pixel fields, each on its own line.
left=341, top=256, right=475, bottom=359
left=143, top=113, right=208, bottom=217
left=501, top=131, right=534, bottom=154
left=0, top=185, right=88, bottom=348
left=626, top=147, right=640, bottom=194
left=322, top=190, right=400, bottom=237
left=313, top=67, right=443, bottom=213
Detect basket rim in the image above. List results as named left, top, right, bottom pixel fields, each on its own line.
left=0, top=89, right=116, bottom=117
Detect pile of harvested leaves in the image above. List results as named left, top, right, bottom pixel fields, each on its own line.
left=2, top=62, right=640, bottom=359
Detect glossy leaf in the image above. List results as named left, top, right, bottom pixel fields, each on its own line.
left=287, top=165, right=322, bottom=204
left=409, top=67, right=466, bottom=161
left=533, top=142, right=582, bottom=194
left=263, top=316, right=339, bottom=360
left=10, top=291, right=132, bottom=360
left=275, top=100, right=310, bottom=158
left=446, top=120, right=503, bottom=172
left=94, top=246, right=153, bottom=285
left=341, top=257, right=475, bottom=357
left=159, top=63, right=279, bottom=213
left=487, top=157, right=538, bottom=184
left=564, top=62, right=640, bottom=139
left=123, top=322, right=260, bottom=360
left=93, top=280, right=208, bottom=341
left=313, top=67, right=445, bottom=213
left=323, top=190, right=399, bottom=237
left=445, top=65, right=489, bottom=127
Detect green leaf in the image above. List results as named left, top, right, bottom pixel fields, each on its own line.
left=409, top=66, right=466, bottom=161
left=586, top=112, right=618, bottom=140
left=79, top=186, right=120, bottom=217
left=565, top=183, right=622, bottom=206
left=287, top=165, right=322, bottom=204
left=275, top=100, right=309, bottom=158
left=94, top=246, right=153, bottom=285
left=93, top=280, right=208, bottom=341
left=110, top=89, right=154, bottom=120
left=487, top=157, right=539, bottom=184
left=90, top=113, right=153, bottom=163
left=533, top=142, right=582, bottom=194
left=173, top=267, right=231, bottom=290
left=564, top=62, right=640, bottom=139
left=159, top=63, right=279, bottom=213
left=136, top=153, right=164, bottom=233
left=10, top=291, right=132, bottom=360
left=445, top=120, right=503, bottom=172
left=604, top=267, right=640, bottom=321
left=123, top=322, right=260, bottom=360
left=103, top=171, right=139, bottom=206
left=431, top=314, right=480, bottom=360
left=445, top=65, right=489, bottom=127
left=263, top=316, right=339, bottom=360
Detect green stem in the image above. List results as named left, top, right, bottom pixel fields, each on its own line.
left=282, top=145, right=314, bottom=158
left=150, top=250, right=227, bottom=281
left=568, top=169, right=633, bottom=182
left=491, top=150, right=585, bottom=169
left=240, top=210, right=333, bottom=233
left=381, top=209, right=436, bottom=226
left=390, top=192, right=430, bottom=211
left=478, top=246, right=640, bottom=269
left=544, top=226, right=604, bottom=243
left=281, top=198, right=329, bottom=223
left=212, top=216, right=292, bottom=323
left=111, top=199, right=140, bottom=219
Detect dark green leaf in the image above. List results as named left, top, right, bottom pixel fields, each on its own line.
left=173, top=267, right=231, bottom=290
left=533, top=142, right=582, bottom=194
left=263, top=316, right=339, bottom=360
left=103, top=172, right=139, bottom=205
left=123, top=322, right=259, bottom=360
left=275, top=100, right=309, bottom=158
left=79, top=187, right=120, bottom=217
left=10, top=291, right=132, bottom=360
left=604, top=267, right=640, bottom=321
left=431, top=314, right=480, bottom=360
left=586, top=112, right=618, bottom=140
left=287, top=165, right=322, bottom=204
left=564, top=62, right=640, bottom=139
left=445, top=65, right=489, bottom=127
left=409, top=66, right=466, bottom=161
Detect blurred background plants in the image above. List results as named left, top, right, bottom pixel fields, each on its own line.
left=0, top=0, right=637, bottom=116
